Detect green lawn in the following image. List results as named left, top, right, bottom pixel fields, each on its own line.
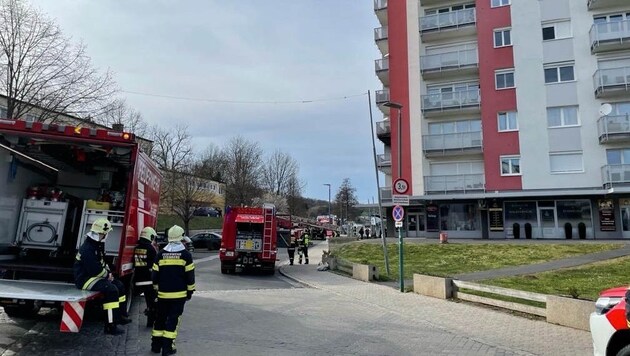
left=331, top=242, right=623, bottom=282
left=482, top=256, right=630, bottom=301
left=156, top=214, right=223, bottom=232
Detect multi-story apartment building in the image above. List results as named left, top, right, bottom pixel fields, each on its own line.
left=374, top=0, right=630, bottom=239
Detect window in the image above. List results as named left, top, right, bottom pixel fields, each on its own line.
left=498, top=111, right=518, bottom=131
left=0, top=107, right=6, bottom=118
left=25, top=114, right=37, bottom=122
left=542, top=21, right=571, bottom=40
left=606, top=149, right=630, bottom=165
left=550, top=152, right=583, bottom=173
left=495, top=70, right=515, bottom=89
left=429, top=119, right=481, bottom=134
left=501, top=156, right=521, bottom=176
left=491, top=0, right=510, bottom=7
left=425, top=3, right=475, bottom=15
left=547, top=106, right=578, bottom=128
left=544, top=64, right=574, bottom=83
left=494, top=29, right=512, bottom=47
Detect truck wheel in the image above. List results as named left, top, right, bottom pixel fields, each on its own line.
left=221, top=267, right=228, bottom=274
left=617, top=345, right=630, bottom=356
left=3, top=303, right=40, bottom=318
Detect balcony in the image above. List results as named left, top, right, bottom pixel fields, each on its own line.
left=598, top=114, right=630, bottom=143
left=593, top=67, right=630, bottom=98
left=590, top=20, right=630, bottom=53
left=419, top=0, right=446, bottom=6
left=379, top=187, right=392, bottom=201
left=588, top=0, right=627, bottom=10
left=376, top=119, right=391, bottom=145
left=375, top=58, right=389, bottom=86
left=420, top=49, right=478, bottom=79
left=424, top=174, right=485, bottom=194
left=374, top=27, right=388, bottom=56
left=420, top=8, right=476, bottom=42
left=375, top=89, right=390, bottom=115
left=421, top=89, right=480, bottom=118
left=602, top=164, right=630, bottom=187
left=377, top=153, right=392, bottom=174
left=374, top=0, right=387, bottom=25
left=422, top=131, right=482, bottom=157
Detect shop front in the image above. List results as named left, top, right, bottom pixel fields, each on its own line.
left=503, top=200, right=594, bottom=239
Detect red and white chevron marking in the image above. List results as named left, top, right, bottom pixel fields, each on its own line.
left=60, top=301, right=86, bottom=333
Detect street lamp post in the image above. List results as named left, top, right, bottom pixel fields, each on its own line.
left=384, top=100, right=404, bottom=292
left=323, top=183, right=331, bottom=222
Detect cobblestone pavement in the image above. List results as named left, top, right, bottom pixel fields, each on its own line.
left=279, top=242, right=594, bottom=356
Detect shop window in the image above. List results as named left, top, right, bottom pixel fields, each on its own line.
left=439, top=204, right=479, bottom=231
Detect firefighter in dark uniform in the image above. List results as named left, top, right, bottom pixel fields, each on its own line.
left=151, top=225, right=195, bottom=355
left=298, top=229, right=310, bottom=265
left=287, top=231, right=297, bottom=265
left=74, top=218, right=131, bottom=335
left=134, top=226, right=158, bottom=328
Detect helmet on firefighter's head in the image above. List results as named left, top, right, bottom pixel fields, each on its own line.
left=167, top=225, right=185, bottom=242
left=91, top=218, right=112, bottom=235
left=140, top=227, right=157, bottom=241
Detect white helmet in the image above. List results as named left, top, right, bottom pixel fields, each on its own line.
left=168, top=225, right=185, bottom=242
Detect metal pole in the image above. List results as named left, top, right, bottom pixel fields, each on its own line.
left=368, top=90, right=390, bottom=276
left=399, top=225, right=404, bottom=292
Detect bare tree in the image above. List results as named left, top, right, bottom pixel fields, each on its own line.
left=0, top=0, right=116, bottom=122
left=98, top=98, right=148, bottom=136
left=252, top=192, right=288, bottom=213
left=261, top=150, right=299, bottom=196
left=222, top=136, right=263, bottom=206
left=334, top=178, right=359, bottom=225
left=285, top=174, right=306, bottom=216
left=195, top=143, right=228, bottom=183
left=170, top=162, right=217, bottom=235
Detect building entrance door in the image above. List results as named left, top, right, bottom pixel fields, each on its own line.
left=621, top=205, right=630, bottom=238
left=539, top=207, right=557, bottom=238
left=406, top=213, right=425, bottom=237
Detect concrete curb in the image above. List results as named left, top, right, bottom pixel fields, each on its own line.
left=278, top=264, right=320, bottom=289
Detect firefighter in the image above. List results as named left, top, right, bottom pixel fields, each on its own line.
left=287, top=232, right=297, bottom=265
left=151, top=225, right=195, bottom=355
left=134, top=226, right=158, bottom=328
left=298, top=229, right=310, bottom=265
left=73, top=218, right=131, bottom=335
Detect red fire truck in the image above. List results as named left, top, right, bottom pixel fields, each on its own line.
left=0, top=119, right=161, bottom=332
left=219, top=204, right=278, bottom=275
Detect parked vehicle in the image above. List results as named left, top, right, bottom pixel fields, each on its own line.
left=156, top=232, right=194, bottom=252
left=219, top=204, right=278, bottom=275
left=0, top=119, right=162, bottom=332
left=193, top=207, right=219, bottom=217
left=190, top=231, right=221, bottom=250
left=590, top=286, right=630, bottom=356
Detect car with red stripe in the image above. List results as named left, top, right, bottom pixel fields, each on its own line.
left=590, top=286, right=630, bottom=356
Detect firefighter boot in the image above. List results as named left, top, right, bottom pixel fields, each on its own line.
left=104, top=323, right=125, bottom=335
left=162, top=338, right=176, bottom=355
left=305, top=258, right=309, bottom=265
left=289, top=258, right=294, bottom=265
left=151, top=336, right=162, bottom=353
left=115, top=308, right=132, bottom=325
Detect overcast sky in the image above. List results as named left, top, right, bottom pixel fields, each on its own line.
left=31, top=0, right=383, bottom=204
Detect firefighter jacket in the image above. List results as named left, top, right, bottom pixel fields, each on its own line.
left=134, top=238, right=157, bottom=286
left=74, top=237, right=109, bottom=290
left=152, top=242, right=195, bottom=299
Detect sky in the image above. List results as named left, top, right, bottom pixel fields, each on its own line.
left=30, top=0, right=384, bottom=204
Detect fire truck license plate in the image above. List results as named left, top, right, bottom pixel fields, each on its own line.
left=237, top=239, right=262, bottom=250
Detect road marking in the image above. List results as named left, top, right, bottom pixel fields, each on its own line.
left=195, top=255, right=220, bottom=263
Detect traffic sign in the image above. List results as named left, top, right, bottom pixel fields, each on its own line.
left=393, top=178, right=409, bottom=194
left=392, top=205, right=404, bottom=222
left=392, top=195, right=409, bottom=206
left=395, top=221, right=403, bottom=228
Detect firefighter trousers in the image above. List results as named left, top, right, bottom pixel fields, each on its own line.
left=287, top=248, right=295, bottom=265
left=136, top=283, right=157, bottom=326
left=152, top=298, right=186, bottom=353
left=299, top=246, right=309, bottom=264
left=89, top=279, right=128, bottom=324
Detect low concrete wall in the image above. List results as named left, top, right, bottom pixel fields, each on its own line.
left=546, top=295, right=593, bottom=331
left=413, top=274, right=453, bottom=299
left=352, top=264, right=379, bottom=282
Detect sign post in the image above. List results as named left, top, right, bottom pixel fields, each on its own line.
left=392, top=205, right=405, bottom=292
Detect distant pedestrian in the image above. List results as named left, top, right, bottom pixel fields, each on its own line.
left=365, top=228, right=370, bottom=239
left=287, top=232, right=297, bottom=265
left=359, top=227, right=364, bottom=239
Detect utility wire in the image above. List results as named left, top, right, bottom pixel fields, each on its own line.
left=121, top=89, right=367, bottom=104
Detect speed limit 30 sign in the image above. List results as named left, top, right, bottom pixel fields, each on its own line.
left=393, top=178, right=409, bottom=195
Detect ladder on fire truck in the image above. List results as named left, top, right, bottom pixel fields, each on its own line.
left=262, top=203, right=275, bottom=260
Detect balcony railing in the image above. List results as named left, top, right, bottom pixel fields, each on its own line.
left=376, top=120, right=391, bottom=136
left=598, top=114, right=630, bottom=142
left=420, top=8, right=476, bottom=33
left=376, top=153, right=392, bottom=167
left=374, top=0, right=387, bottom=11
left=421, top=49, right=478, bottom=73
left=602, top=164, right=630, bottom=186
left=588, top=0, right=627, bottom=10
left=375, top=58, right=389, bottom=72
left=422, top=89, right=480, bottom=113
left=424, top=174, right=485, bottom=194
left=374, top=27, right=388, bottom=41
left=590, top=20, right=630, bottom=51
left=379, top=187, right=392, bottom=200
left=593, top=67, right=630, bottom=96
left=422, top=131, right=482, bottom=154
left=375, top=89, right=390, bottom=105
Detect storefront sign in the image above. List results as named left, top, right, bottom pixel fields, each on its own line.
left=599, top=199, right=616, bottom=232
left=426, top=205, right=439, bottom=232
left=489, top=207, right=504, bottom=231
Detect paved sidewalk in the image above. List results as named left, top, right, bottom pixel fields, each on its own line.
left=280, top=242, right=594, bottom=356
